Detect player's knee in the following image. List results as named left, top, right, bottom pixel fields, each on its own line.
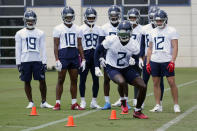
left=118, top=80, right=126, bottom=87
left=58, top=78, right=65, bottom=85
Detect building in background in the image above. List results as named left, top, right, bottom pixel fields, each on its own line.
left=0, top=0, right=196, bottom=68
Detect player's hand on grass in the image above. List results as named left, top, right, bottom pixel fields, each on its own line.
left=81, top=59, right=86, bottom=72
left=146, top=63, right=151, bottom=74
left=139, top=58, right=144, bottom=69
left=95, top=67, right=103, bottom=77
left=55, top=60, right=62, bottom=72
left=167, top=61, right=175, bottom=72
left=129, top=57, right=135, bottom=66
left=99, top=57, right=106, bottom=68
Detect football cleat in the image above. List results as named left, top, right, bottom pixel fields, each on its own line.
left=121, top=100, right=128, bottom=113
left=112, top=99, right=121, bottom=107
left=102, top=102, right=111, bottom=110
left=26, top=102, right=34, bottom=109
left=80, top=101, right=86, bottom=109
left=174, top=104, right=181, bottom=113
left=53, top=103, right=60, bottom=110
left=133, top=111, right=148, bottom=119
left=40, top=102, right=54, bottom=108
left=149, top=104, right=162, bottom=112
left=71, top=103, right=85, bottom=110
left=90, top=101, right=101, bottom=109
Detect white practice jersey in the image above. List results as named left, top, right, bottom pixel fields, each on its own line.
left=131, top=24, right=143, bottom=48
left=101, top=22, right=118, bottom=36
left=142, top=23, right=155, bottom=56
left=149, top=25, right=179, bottom=63
left=53, top=23, right=80, bottom=49
left=15, top=28, right=47, bottom=65
left=79, top=24, right=102, bottom=50
left=102, top=35, right=140, bottom=69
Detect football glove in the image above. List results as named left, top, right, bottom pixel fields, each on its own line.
left=139, top=58, right=144, bottom=69
left=146, top=63, right=151, bottom=74
left=99, top=57, right=106, bottom=68
left=95, top=67, right=103, bottom=77
left=81, top=59, right=86, bottom=72
left=17, top=64, right=22, bottom=72
left=129, top=57, right=135, bottom=66
left=55, top=60, right=62, bottom=72
left=167, top=61, right=175, bottom=72
left=42, top=64, right=47, bottom=72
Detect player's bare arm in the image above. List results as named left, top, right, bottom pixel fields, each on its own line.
left=146, top=41, right=153, bottom=64
left=171, top=39, right=178, bottom=62
left=77, top=37, right=85, bottom=60
left=54, top=37, right=60, bottom=61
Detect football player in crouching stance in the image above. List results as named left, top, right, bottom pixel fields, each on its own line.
left=15, top=10, right=53, bottom=109
left=94, top=20, right=148, bottom=119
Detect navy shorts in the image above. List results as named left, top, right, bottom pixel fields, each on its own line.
left=105, top=65, right=140, bottom=84
left=60, top=57, right=79, bottom=70
left=20, top=61, right=45, bottom=82
left=150, top=61, right=175, bottom=77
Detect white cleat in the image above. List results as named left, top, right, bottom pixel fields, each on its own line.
left=26, top=102, right=34, bottom=109
left=174, top=104, right=181, bottom=113
left=40, top=102, right=54, bottom=108
left=112, top=99, right=121, bottom=107
left=80, top=101, right=86, bottom=109
left=133, top=99, right=137, bottom=106
left=150, top=104, right=163, bottom=112
left=90, top=101, right=101, bottom=109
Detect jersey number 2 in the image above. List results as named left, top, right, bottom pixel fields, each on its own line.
left=117, top=52, right=126, bottom=66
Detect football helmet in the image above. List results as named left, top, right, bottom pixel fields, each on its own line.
left=84, top=7, right=97, bottom=26
left=148, top=6, right=160, bottom=24
left=117, top=20, right=133, bottom=43
left=108, top=5, right=121, bottom=24
left=154, top=10, right=168, bottom=29
left=23, top=10, right=37, bottom=29
left=61, top=6, right=75, bottom=25
left=127, top=8, right=140, bottom=25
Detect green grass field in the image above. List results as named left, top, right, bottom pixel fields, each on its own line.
left=0, top=68, right=197, bottom=131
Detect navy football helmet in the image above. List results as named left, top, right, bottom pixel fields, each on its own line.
left=148, top=6, right=160, bottom=24
left=23, top=10, right=37, bottom=29
left=84, top=7, right=97, bottom=26
left=108, top=5, right=121, bottom=24
left=127, top=8, right=140, bottom=25
left=154, top=10, right=168, bottom=29
left=61, top=6, right=75, bottom=25
left=117, top=20, right=133, bottom=43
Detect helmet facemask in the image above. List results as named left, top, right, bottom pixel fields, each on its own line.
left=128, top=15, right=138, bottom=25
left=154, top=17, right=167, bottom=29
left=85, top=14, right=97, bottom=26
left=24, top=17, right=37, bottom=29
left=62, top=13, right=75, bottom=25
left=109, top=12, right=120, bottom=24
left=118, top=29, right=131, bottom=43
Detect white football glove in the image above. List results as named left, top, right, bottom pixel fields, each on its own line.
left=129, top=57, right=136, bottom=66
left=99, top=57, right=106, bottom=68
left=55, top=60, right=62, bottom=72
left=95, top=67, right=103, bottom=77
left=139, top=58, right=144, bottom=69
left=81, top=60, right=86, bottom=72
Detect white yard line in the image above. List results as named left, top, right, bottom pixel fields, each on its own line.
left=21, top=80, right=197, bottom=131
left=156, top=104, right=197, bottom=131
left=0, top=125, right=30, bottom=128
